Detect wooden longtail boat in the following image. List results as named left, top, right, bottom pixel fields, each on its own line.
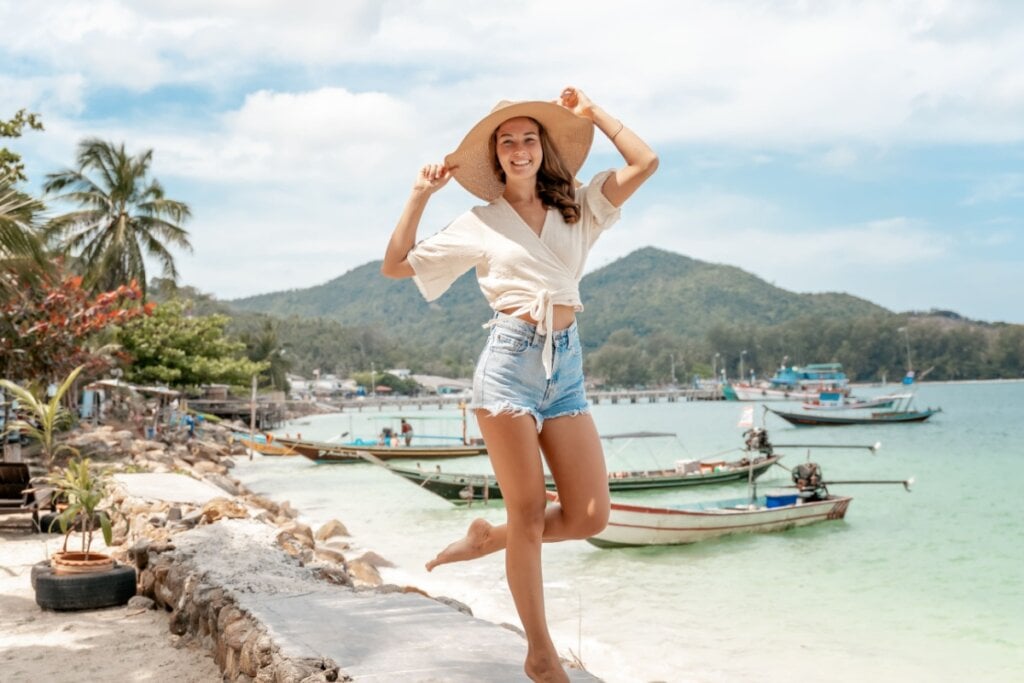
left=382, top=453, right=782, bottom=504
left=237, top=437, right=300, bottom=456
left=580, top=492, right=854, bottom=547
left=578, top=460, right=911, bottom=547
left=768, top=405, right=940, bottom=426
left=273, top=435, right=488, bottom=464
left=371, top=430, right=782, bottom=504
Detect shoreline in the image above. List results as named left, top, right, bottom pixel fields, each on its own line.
left=0, top=420, right=600, bottom=682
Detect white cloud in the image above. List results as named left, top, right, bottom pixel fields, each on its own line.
left=4, top=1, right=1023, bottom=322
left=4, top=1, right=1024, bottom=145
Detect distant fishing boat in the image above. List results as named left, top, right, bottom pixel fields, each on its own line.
left=800, top=392, right=901, bottom=411
left=725, top=362, right=850, bottom=401
left=767, top=392, right=940, bottom=426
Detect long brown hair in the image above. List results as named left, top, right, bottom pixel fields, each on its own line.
left=490, top=118, right=581, bottom=224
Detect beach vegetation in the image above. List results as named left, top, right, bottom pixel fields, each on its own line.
left=116, top=298, right=267, bottom=389
left=0, top=172, right=49, bottom=299
left=42, top=138, right=193, bottom=298
left=351, top=370, right=421, bottom=396
left=0, top=269, right=150, bottom=383
left=0, top=365, right=84, bottom=470
left=0, top=109, right=44, bottom=182
left=239, top=318, right=293, bottom=392
left=42, top=455, right=114, bottom=555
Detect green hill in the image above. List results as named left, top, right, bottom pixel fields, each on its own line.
left=228, top=247, right=890, bottom=351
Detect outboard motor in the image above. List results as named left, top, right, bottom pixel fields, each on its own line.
left=792, top=462, right=828, bottom=501
left=743, top=427, right=773, bottom=456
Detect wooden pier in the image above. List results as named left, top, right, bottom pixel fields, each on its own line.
left=187, top=399, right=288, bottom=429
left=303, top=387, right=724, bottom=413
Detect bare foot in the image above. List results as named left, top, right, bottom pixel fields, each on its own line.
left=525, top=651, right=569, bottom=683
left=425, top=518, right=493, bottom=571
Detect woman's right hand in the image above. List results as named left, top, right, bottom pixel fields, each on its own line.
left=413, top=163, right=452, bottom=194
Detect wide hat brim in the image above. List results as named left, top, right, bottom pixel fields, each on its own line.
left=444, top=100, right=594, bottom=202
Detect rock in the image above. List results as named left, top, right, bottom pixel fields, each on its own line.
left=313, top=546, right=347, bottom=565
left=321, top=539, right=350, bottom=552
left=314, top=565, right=353, bottom=587
left=127, top=595, right=156, bottom=610
left=193, top=460, right=227, bottom=475
left=314, top=519, right=350, bottom=541
left=205, top=473, right=241, bottom=495
left=200, top=498, right=249, bottom=523
left=278, top=501, right=299, bottom=519
left=279, top=521, right=315, bottom=548
left=128, top=539, right=151, bottom=570
left=352, top=551, right=394, bottom=569
left=433, top=595, right=473, bottom=616
left=346, top=559, right=382, bottom=588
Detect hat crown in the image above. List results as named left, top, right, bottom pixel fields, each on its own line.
left=445, top=99, right=595, bottom=202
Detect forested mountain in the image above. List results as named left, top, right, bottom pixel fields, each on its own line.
left=223, top=247, right=1022, bottom=384
left=229, top=247, right=888, bottom=350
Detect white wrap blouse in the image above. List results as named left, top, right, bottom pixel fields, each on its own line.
left=407, top=170, right=621, bottom=378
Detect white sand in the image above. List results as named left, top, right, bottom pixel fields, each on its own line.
left=0, top=529, right=222, bottom=683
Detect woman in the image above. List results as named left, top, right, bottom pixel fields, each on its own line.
left=382, top=86, right=657, bottom=682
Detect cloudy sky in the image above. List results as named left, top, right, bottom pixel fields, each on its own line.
left=3, top=0, right=1022, bottom=323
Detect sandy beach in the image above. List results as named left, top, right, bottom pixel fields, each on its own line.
left=0, top=529, right=221, bottom=682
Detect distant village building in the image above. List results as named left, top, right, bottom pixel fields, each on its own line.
left=412, top=374, right=471, bottom=396
left=286, top=373, right=358, bottom=399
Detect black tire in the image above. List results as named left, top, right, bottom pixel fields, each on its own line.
left=37, top=512, right=64, bottom=534
left=30, top=560, right=52, bottom=590
left=34, top=564, right=137, bottom=611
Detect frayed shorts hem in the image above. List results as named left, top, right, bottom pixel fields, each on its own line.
left=470, top=402, right=591, bottom=433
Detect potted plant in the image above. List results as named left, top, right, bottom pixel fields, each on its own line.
left=44, top=456, right=116, bottom=573
left=2, top=367, right=138, bottom=609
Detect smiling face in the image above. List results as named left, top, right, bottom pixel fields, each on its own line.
left=494, top=117, right=543, bottom=185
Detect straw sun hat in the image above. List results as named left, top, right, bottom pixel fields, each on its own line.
left=444, top=100, right=595, bottom=202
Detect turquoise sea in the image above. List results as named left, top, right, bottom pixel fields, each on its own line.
left=230, top=381, right=1024, bottom=683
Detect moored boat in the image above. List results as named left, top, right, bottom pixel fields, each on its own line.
left=725, top=362, right=850, bottom=402
left=800, top=392, right=902, bottom=411
left=375, top=430, right=782, bottom=504
left=382, top=452, right=782, bottom=504
left=273, top=435, right=488, bottom=464
left=577, top=458, right=912, bottom=547
left=768, top=393, right=941, bottom=426
left=582, top=492, right=853, bottom=547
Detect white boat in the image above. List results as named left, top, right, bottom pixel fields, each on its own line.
left=726, top=362, right=850, bottom=402
left=582, top=492, right=852, bottom=547
left=728, top=384, right=829, bottom=401
left=800, top=392, right=906, bottom=411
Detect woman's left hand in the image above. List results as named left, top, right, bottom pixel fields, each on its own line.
left=558, top=86, right=595, bottom=119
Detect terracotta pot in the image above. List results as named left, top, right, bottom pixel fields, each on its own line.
left=50, top=551, right=115, bottom=575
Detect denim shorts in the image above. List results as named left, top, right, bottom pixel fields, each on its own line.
left=470, top=315, right=590, bottom=432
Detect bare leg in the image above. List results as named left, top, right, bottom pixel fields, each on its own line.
left=425, top=412, right=609, bottom=682
left=426, top=411, right=610, bottom=570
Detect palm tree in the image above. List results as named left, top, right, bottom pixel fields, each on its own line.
left=243, top=319, right=292, bottom=391
left=42, top=138, right=192, bottom=297
left=0, top=171, right=47, bottom=297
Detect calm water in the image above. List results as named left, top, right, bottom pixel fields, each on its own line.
left=230, top=381, right=1024, bottom=683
